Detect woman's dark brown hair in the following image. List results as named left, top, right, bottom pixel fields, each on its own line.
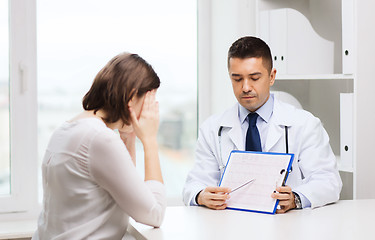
left=82, top=52, right=160, bottom=125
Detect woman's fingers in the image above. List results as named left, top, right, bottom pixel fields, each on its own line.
left=129, top=90, right=159, bottom=144
left=143, top=91, right=153, bottom=113
left=150, top=101, right=159, bottom=119
left=140, top=91, right=156, bottom=118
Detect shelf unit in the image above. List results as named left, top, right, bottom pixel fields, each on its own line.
left=276, top=74, right=354, bottom=81
left=256, top=0, right=354, bottom=199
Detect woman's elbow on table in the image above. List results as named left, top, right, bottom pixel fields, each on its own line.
left=134, top=204, right=166, bottom=228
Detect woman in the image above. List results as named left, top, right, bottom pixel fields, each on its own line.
left=33, top=53, right=166, bottom=239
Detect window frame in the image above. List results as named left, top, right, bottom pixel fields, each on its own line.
left=0, top=0, right=38, bottom=214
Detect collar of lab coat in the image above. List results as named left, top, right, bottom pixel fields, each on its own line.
left=265, top=97, right=294, bottom=151
left=218, top=96, right=294, bottom=151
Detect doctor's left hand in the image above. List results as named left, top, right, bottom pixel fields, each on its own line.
left=271, top=185, right=296, bottom=214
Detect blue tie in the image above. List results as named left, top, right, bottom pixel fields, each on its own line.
left=246, top=112, right=262, bottom=151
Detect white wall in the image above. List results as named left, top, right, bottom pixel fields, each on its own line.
left=198, top=0, right=256, bottom=124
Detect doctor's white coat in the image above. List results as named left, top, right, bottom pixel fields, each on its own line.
left=183, top=97, right=342, bottom=208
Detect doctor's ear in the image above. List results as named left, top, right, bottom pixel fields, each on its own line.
left=269, top=68, right=276, bottom=86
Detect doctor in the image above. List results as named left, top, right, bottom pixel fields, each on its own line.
left=183, top=36, right=342, bottom=213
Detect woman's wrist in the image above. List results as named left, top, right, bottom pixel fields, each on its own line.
left=141, top=137, right=158, bottom=148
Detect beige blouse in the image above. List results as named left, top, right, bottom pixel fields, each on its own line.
left=33, top=118, right=166, bottom=239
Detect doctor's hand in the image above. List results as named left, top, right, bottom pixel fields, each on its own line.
left=271, top=186, right=296, bottom=214
left=197, top=186, right=231, bottom=210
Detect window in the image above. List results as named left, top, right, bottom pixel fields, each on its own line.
left=0, top=0, right=38, bottom=213
left=37, top=0, right=197, bottom=205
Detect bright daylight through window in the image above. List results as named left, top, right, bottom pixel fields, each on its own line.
left=37, top=0, right=197, bottom=204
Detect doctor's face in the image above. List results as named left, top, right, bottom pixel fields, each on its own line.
left=229, top=57, right=276, bottom=112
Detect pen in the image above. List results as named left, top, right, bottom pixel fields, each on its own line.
left=228, top=178, right=256, bottom=194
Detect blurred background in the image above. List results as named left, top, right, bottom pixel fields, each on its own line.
left=0, top=0, right=197, bottom=206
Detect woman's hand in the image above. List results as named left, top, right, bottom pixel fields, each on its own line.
left=129, top=90, right=159, bottom=145
left=129, top=90, right=163, bottom=183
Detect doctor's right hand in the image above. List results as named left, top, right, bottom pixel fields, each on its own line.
left=197, top=186, right=231, bottom=210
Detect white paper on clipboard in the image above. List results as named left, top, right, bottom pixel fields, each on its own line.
left=219, top=150, right=294, bottom=214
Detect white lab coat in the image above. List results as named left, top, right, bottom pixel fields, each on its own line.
left=183, top=97, right=342, bottom=208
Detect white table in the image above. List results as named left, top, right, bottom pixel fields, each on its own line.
left=129, top=199, right=374, bottom=240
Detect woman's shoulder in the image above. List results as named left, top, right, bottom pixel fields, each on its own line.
left=64, top=117, right=113, bottom=134
left=56, top=118, right=118, bottom=148
left=77, top=118, right=119, bottom=143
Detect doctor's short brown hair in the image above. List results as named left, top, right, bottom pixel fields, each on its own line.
left=82, top=52, right=160, bottom=125
left=228, top=36, right=273, bottom=74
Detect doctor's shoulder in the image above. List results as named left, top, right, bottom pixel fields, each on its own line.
left=199, top=113, right=223, bottom=135
left=198, top=106, right=234, bottom=136
left=276, top=99, right=322, bottom=128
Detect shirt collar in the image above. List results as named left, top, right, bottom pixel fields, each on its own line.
left=238, top=94, right=274, bottom=124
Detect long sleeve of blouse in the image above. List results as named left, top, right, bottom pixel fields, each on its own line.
left=89, top=130, right=166, bottom=227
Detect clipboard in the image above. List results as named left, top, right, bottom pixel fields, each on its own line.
left=218, top=150, right=294, bottom=214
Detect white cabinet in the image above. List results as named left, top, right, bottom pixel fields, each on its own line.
left=340, top=93, right=354, bottom=172
left=256, top=0, right=355, bottom=199
left=342, top=0, right=355, bottom=74
left=260, top=8, right=334, bottom=75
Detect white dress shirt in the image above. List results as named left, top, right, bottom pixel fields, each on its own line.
left=238, top=94, right=274, bottom=151
left=238, top=94, right=311, bottom=208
